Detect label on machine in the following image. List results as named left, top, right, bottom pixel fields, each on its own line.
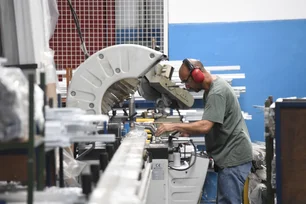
left=152, top=162, right=164, bottom=180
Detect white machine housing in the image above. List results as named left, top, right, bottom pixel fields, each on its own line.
left=66, top=44, right=194, bottom=115
left=146, top=141, right=209, bottom=204
left=67, top=44, right=166, bottom=115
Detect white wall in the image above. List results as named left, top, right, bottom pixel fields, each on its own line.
left=169, top=0, right=306, bottom=24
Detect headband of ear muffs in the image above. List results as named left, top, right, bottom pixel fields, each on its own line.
left=183, top=59, right=205, bottom=83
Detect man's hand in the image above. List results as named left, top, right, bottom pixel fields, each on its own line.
left=155, top=120, right=213, bottom=137
left=155, top=123, right=176, bottom=136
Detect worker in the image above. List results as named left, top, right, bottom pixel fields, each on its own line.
left=155, top=59, right=253, bottom=204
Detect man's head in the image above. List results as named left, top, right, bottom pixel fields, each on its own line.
left=179, top=58, right=206, bottom=92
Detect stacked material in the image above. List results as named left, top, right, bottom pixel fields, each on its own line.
left=0, top=65, right=29, bottom=141
left=248, top=142, right=267, bottom=204
left=0, top=62, right=44, bottom=142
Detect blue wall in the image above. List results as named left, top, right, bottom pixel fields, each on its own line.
left=169, top=19, right=306, bottom=142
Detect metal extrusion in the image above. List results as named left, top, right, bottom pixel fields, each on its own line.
left=88, top=128, right=149, bottom=204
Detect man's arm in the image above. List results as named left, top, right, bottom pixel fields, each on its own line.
left=155, top=120, right=214, bottom=136
left=155, top=94, right=226, bottom=136
left=174, top=120, right=214, bottom=135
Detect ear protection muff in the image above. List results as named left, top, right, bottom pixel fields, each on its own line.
left=182, top=59, right=205, bottom=83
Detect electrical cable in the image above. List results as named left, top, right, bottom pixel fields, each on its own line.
left=176, top=108, right=181, bottom=117
left=176, top=108, right=183, bottom=122
left=67, top=0, right=90, bottom=59
left=169, top=139, right=197, bottom=171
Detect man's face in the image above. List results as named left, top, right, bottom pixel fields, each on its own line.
left=179, top=65, right=202, bottom=92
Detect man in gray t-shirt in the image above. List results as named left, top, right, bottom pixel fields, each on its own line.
left=155, top=59, right=253, bottom=204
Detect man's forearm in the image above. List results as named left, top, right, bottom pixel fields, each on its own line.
left=173, top=120, right=212, bottom=135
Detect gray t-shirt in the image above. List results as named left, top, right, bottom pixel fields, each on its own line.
left=202, top=76, right=253, bottom=168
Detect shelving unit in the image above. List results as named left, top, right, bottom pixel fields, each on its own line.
left=274, top=99, right=306, bottom=204
left=0, top=68, right=46, bottom=204
left=264, top=97, right=306, bottom=203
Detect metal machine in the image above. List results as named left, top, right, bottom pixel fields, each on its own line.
left=145, top=134, right=209, bottom=204
left=66, top=44, right=194, bottom=117
left=67, top=44, right=209, bottom=204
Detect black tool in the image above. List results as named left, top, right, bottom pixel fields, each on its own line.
left=90, top=164, right=100, bottom=186
left=81, top=174, right=92, bottom=199
left=106, top=144, right=115, bottom=160
left=99, top=152, right=109, bottom=171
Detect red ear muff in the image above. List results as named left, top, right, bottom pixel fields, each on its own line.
left=183, top=58, right=205, bottom=83
left=191, top=68, right=205, bottom=83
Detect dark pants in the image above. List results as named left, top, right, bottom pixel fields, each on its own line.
left=217, top=162, right=252, bottom=204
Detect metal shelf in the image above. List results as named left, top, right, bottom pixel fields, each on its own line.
left=0, top=72, right=46, bottom=204
left=0, top=136, right=44, bottom=151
